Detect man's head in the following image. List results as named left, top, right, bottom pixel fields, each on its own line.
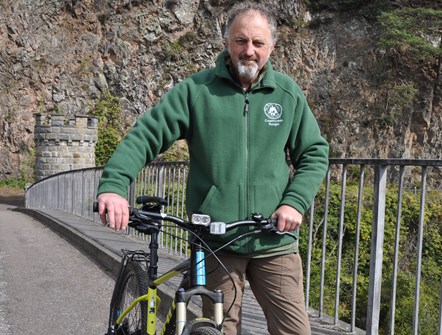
left=224, top=2, right=277, bottom=87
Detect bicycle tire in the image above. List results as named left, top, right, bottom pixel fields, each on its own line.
left=181, top=319, right=223, bottom=335
left=189, top=327, right=223, bottom=335
left=109, top=261, right=148, bottom=335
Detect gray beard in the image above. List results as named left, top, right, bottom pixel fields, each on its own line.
left=237, top=61, right=259, bottom=80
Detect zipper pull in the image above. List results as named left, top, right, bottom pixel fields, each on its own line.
left=243, top=97, right=249, bottom=115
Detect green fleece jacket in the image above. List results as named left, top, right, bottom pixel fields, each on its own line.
left=98, top=50, right=329, bottom=255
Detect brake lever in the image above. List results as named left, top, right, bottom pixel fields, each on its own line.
left=274, top=230, right=298, bottom=240
left=129, top=218, right=160, bottom=234
left=261, top=217, right=298, bottom=241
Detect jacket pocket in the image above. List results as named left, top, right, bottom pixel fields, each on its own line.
left=253, top=184, right=283, bottom=218
left=197, top=184, right=242, bottom=222
left=198, top=185, right=218, bottom=214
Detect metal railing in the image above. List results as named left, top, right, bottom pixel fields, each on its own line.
left=25, top=167, right=102, bottom=221
left=25, top=158, right=442, bottom=334
left=313, top=159, right=441, bottom=335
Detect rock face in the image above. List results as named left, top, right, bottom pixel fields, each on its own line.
left=0, top=0, right=441, bottom=180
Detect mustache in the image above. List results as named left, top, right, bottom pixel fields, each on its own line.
left=239, top=54, right=258, bottom=60
left=238, top=58, right=258, bottom=64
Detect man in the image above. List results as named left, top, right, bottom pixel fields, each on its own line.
left=97, top=2, right=329, bottom=335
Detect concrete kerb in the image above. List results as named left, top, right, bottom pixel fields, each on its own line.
left=16, top=208, right=201, bottom=320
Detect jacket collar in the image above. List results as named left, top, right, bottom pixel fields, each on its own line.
left=214, top=50, right=276, bottom=91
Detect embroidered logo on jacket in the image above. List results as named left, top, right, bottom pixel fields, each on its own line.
left=264, top=103, right=283, bottom=126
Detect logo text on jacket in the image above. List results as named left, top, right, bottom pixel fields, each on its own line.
left=264, top=103, right=283, bottom=126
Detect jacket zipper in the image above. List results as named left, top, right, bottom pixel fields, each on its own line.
left=243, top=95, right=249, bottom=115
left=243, top=93, right=250, bottom=223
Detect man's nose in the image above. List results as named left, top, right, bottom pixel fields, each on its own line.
left=244, top=41, right=255, bottom=56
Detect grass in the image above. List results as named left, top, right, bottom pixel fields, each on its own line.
left=0, top=178, right=27, bottom=198
left=0, top=178, right=28, bottom=189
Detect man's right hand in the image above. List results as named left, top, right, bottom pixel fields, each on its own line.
left=97, top=193, right=130, bottom=231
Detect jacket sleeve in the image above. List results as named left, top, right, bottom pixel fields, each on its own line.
left=280, top=93, right=329, bottom=215
left=97, top=83, right=191, bottom=198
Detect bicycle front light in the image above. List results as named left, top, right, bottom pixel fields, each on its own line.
left=191, top=214, right=211, bottom=227
left=210, top=222, right=226, bottom=234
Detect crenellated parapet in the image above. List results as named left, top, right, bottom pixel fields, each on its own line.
left=34, top=114, right=98, bottom=181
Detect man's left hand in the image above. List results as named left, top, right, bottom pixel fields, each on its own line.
left=272, top=205, right=303, bottom=232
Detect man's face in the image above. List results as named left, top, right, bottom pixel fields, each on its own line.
left=225, top=11, right=275, bottom=83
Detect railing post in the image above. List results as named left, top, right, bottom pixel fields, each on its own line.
left=413, top=166, right=427, bottom=335
left=157, top=164, right=165, bottom=198
left=366, top=163, right=387, bottom=334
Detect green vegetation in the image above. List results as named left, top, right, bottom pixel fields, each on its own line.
left=162, top=40, right=183, bottom=61
left=159, top=33, right=199, bottom=77
left=309, top=0, right=371, bottom=10
left=90, top=90, right=188, bottom=166
left=307, top=0, right=392, bottom=15
left=0, top=178, right=27, bottom=189
left=162, top=32, right=198, bottom=62
left=377, top=7, right=442, bottom=92
left=0, top=148, right=35, bottom=188
left=155, top=140, right=189, bottom=162
left=300, top=181, right=442, bottom=334
left=378, top=8, right=442, bottom=62
left=377, top=81, right=417, bottom=127
left=370, top=7, right=442, bottom=130
left=20, top=147, right=36, bottom=184
left=90, top=91, right=129, bottom=166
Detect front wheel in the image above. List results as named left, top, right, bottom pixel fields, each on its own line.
left=109, top=261, right=148, bottom=335
left=181, top=319, right=223, bottom=335
left=190, top=327, right=223, bottom=335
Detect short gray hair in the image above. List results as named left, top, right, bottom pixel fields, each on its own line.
left=224, top=1, right=277, bottom=44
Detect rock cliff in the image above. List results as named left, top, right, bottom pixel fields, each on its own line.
left=0, top=0, right=441, bottom=179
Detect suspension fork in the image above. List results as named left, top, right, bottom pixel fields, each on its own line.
left=175, top=240, right=224, bottom=334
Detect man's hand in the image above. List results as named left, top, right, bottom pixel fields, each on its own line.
left=272, top=205, right=303, bottom=232
left=97, top=193, right=129, bottom=231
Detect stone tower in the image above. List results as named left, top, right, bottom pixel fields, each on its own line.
left=34, top=114, right=98, bottom=181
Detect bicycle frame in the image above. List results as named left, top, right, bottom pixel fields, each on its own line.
left=113, top=228, right=224, bottom=335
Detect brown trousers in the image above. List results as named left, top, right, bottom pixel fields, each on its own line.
left=202, top=252, right=311, bottom=335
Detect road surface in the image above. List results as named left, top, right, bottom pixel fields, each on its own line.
left=0, top=201, right=114, bottom=335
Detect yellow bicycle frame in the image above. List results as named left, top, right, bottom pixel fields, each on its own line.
left=115, top=287, right=160, bottom=335
left=114, top=263, right=187, bottom=335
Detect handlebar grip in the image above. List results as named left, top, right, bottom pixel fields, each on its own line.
left=93, top=201, right=134, bottom=215
left=268, top=217, right=278, bottom=227
left=136, top=195, right=168, bottom=206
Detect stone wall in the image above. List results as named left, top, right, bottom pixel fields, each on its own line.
left=34, top=114, right=98, bottom=181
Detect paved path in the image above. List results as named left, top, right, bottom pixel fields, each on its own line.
left=0, top=202, right=114, bottom=335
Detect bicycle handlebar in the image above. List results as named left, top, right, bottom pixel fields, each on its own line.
left=93, top=196, right=297, bottom=239
left=119, top=207, right=279, bottom=236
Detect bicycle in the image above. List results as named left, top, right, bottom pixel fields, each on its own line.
left=95, top=195, right=297, bottom=335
